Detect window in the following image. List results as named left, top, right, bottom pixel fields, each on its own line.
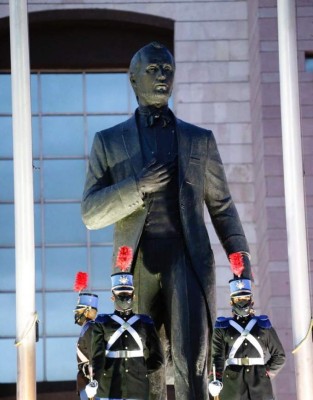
left=0, top=71, right=137, bottom=381
left=0, top=7, right=174, bottom=385
left=305, top=52, right=313, bottom=72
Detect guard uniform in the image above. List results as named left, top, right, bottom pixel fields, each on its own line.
left=77, top=320, right=95, bottom=394
left=91, top=272, right=164, bottom=400
left=74, top=289, right=99, bottom=400
left=210, top=279, right=285, bottom=400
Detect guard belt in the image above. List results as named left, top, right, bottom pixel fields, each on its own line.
left=105, top=349, right=144, bottom=358
left=226, top=357, right=265, bottom=366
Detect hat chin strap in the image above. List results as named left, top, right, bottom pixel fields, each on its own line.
left=75, top=307, right=90, bottom=325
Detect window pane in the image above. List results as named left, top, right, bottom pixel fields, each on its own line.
left=95, top=290, right=113, bottom=314
left=87, top=115, right=129, bottom=153
left=36, top=292, right=43, bottom=330
left=42, top=116, right=85, bottom=157
left=0, top=160, right=14, bottom=201
left=90, top=246, right=113, bottom=290
left=45, top=247, right=87, bottom=290
left=0, top=204, right=15, bottom=245
left=34, top=204, right=42, bottom=245
left=0, top=116, right=13, bottom=157
left=41, top=74, right=83, bottom=113
left=305, top=56, right=313, bottom=72
left=36, top=339, right=45, bottom=382
left=0, top=339, right=16, bottom=382
left=0, top=74, right=12, bottom=114
left=33, top=161, right=41, bottom=203
left=46, top=337, right=77, bottom=381
left=35, top=248, right=43, bottom=290
left=90, top=225, right=113, bottom=244
left=32, top=116, right=40, bottom=159
left=43, top=159, right=85, bottom=200
left=45, top=203, right=86, bottom=244
left=45, top=292, right=78, bottom=336
left=0, top=248, right=15, bottom=291
left=31, top=73, right=39, bottom=114
left=86, top=73, right=128, bottom=113
left=0, top=293, right=16, bottom=336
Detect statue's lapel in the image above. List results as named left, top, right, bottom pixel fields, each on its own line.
left=176, top=119, right=193, bottom=187
left=121, top=112, right=144, bottom=176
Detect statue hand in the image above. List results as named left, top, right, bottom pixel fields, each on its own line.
left=137, top=159, right=175, bottom=195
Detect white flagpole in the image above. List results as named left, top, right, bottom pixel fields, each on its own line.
left=277, top=1, right=313, bottom=399
left=9, top=0, right=36, bottom=399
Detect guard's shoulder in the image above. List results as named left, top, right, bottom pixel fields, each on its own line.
left=137, top=314, right=154, bottom=325
left=256, top=315, right=272, bottom=329
left=80, top=320, right=94, bottom=336
left=214, top=316, right=232, bottom=328
left=94, top=314, right=112, bottom=323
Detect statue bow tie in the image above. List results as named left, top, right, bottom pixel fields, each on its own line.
left=146, top=112, right=171, bottom=128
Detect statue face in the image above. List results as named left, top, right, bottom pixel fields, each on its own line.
left=130, top=47, right=175, bottom=108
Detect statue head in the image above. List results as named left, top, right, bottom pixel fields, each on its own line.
left=129, top=42, right=175, bottom=108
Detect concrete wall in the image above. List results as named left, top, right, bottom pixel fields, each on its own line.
left=248, top=1, right=313, bottom=399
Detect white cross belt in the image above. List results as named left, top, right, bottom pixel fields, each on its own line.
left=226, top=318, right=264, bottom=366
left=105, top=314, right=144, bottom=358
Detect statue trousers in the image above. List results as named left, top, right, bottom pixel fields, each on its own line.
left=133, top=237, right=209, bottom=400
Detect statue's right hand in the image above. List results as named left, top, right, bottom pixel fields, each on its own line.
left=137, top=159, right=175, bottom=195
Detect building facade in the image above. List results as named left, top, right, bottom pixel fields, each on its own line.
left=0, top=1, right=312, bottom=399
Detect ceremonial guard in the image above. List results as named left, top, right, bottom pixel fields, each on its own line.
left=86, top=246, right=164, bottom=400
left=73, top=272, right=100, bottom=400
left=209, top=279, right=285, bottom=400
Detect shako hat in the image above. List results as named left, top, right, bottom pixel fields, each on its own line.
left=73, top=271, right=98, bottom=310
left=76, top=292, right=98, bottom=310
left=229, top=278, right=252, bottom=297
left=112, top=245, right=134, bottom=292
left=111, top=272, right=134, bottom=292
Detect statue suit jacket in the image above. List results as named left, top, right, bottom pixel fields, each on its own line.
left=81, top=110, right=251, bottom=325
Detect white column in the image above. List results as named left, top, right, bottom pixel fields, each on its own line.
left=277, top=1, right=313, bottom=399
left=9, top=0, right=36, bottom=399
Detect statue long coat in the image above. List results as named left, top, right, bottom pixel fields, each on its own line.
left=81, top=110, right=251, bottom=327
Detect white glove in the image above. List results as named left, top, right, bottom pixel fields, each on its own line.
left=85, top=380, right=98, bottom=398
left=209, top=380, right=223, bottom=397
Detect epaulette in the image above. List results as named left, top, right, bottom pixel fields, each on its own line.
left=95, top=314, right=112, bottom=323
left=215, top=316, right=232, bottom=328
left=139, top=314, right=154, bottom=325
left=256, top=315, right=272, bottom=329
left=80, top=320, right=94, bottom=337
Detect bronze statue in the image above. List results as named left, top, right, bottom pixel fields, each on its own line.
left=81, top=42, right=252, bottom=400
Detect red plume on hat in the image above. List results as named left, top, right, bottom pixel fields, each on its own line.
left=73, top=271, right=89, bottom=292
left=115, top=246, right=133, bottom=272
left=229, top=252, right=245, bottom=277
